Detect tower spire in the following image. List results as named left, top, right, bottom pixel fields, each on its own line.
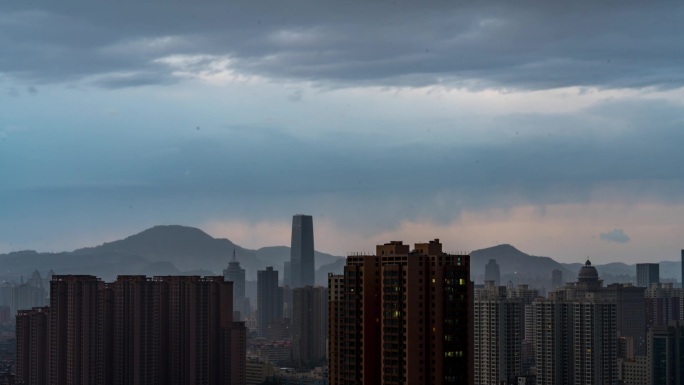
left=232, top=248, right=236, bottom=263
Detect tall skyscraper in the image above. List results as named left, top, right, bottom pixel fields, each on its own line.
left=257, top=267, right=283, bottom=338
left=637, top=263, right=660, bottom=288
left=292, top=286, right=328, bottom=368
left=18, top=275, right=246, bottom=385
left=474, top=282, right=522, bottom=385
left=328, top=239, right=472, bottom=385
left=535, top=261, right=618, bottom=385
left=49, top=275, right=105, bottom=384
left=224, top=249, right=248, bottom=320
left=484, top=259, right=501, bottom=286
left=290, top=214, right=314, bottom=288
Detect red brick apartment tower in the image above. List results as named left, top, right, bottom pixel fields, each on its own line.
left=48, top=275, right=107, bottom=385
left=329, top=239, right=473, bottom=385
left=23, top=275, right=246, bottom=385
left=16, top=307, right=50, bottom=385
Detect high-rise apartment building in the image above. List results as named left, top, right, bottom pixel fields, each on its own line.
left=17, top=275, right=246, bottom=385
left=292, top=286, right=328, bottom=368
left=49, top=275, right=106, bottom=384
left=473, top=282, right=521, bottom=385
left=290, top=215, right=314, bottom=288
left=328, top=239, right=472, bottom=385
left=257, top=267, right=283, bottom=338
left=16, top=306, right=49, bottom=385
left=535, top=262, right=618, bottom=385
left=637, top=263, right=660, bottom=288
left=224, top=249, right=248, bottom=320
left=648, top=320, right=684, bottom=385
left=484, top=259, right=500, bottom=286
left=533, top=299, right=617, bottom=385
left=645, top=283, right=683, bottom=331
left=604, top=283, right=647, bottom=357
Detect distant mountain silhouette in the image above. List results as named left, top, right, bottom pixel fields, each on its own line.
left=1, top=226, right=677, bottom=286
left=0, top=225, right=344, bottom=281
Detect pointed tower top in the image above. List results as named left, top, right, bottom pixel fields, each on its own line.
left=233, top=248, right=236, bottom=263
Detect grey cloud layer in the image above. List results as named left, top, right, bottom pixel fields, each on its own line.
left=2, top=1, right=684, bottom=89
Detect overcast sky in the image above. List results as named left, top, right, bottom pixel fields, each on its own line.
left=1, top=1, right=683, bottom=264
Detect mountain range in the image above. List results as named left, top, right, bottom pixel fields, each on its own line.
left=1, top=225, right=680, bottom=287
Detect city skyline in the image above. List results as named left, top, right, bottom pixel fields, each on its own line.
left=2, top=2, right=684, bottom=264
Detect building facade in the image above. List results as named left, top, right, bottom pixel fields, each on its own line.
left=328, top=239, right=472, bottom=385
left=636, top=263, right=660, bottom=288
left=473, top=282, right=521, bottom=385
left=224, top=249, right=249, bottom=320
left=290, top=214, right=315, bottom=288
left=257, top=267, right=283, bottom=338
left=16, top=275, right=246, bottom=385
left=484, top=259, right=501, bottom=286
left=292, top=286, right=328, bottom=369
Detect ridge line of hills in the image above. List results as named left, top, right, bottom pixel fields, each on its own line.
left=1, top=225, right=679, bottom=287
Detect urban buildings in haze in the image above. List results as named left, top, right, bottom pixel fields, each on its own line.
left=290, top=214, right=314, bottom=288
left=292, top=286, right=328, bottom=368
left=551, top=269, right=563, bottom=290
left=224, top=249, right=250, bottom=320
left=484, top=259, right=500, bottom=286
left=637, top=263, right=660, bottom=288
left=257, top=267, right=283, bottom=338
left=16, top=274, right=246, bottom=385
left=328, top=239, right=472, bottom=385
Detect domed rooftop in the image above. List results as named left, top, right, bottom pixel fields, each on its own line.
left=578, top=259, right=599, bottom=283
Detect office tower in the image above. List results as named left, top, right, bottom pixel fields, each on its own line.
left=648, top=320, right=684, bottom=385
left=257, top=267, right=283, bottom=338
left=290, top=214, right=314, bottom=288
left=224, top=249, right=248, bottom=320
left=645, top=283, right=684, bottom=331
left=328, top=239, right=472, bottom=385
left=484, top=259, right=501, bottom=286
left=18, top=275, right=246, bottom=385
left=474, top=282, right=521, bottom=385
left=16, top=307, right=49, bottom=385
left=292, top=286, right=328, bottom=368
left=551, top=269, right=563, bottom=290
left=637, top=263, right=660, bottom=288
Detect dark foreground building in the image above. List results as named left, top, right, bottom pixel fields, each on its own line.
left=16, top=275, right=246, bottom=385
left=329, top=239, right=473, bottom=385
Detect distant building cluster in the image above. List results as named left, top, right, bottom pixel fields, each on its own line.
left=8, top=214, right=684, bottom=385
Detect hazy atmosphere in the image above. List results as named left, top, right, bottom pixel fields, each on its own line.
left=2, top=1, right=683, bottom=263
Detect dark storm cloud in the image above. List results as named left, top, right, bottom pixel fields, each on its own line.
left=1, top=1, right=683, bottom=89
